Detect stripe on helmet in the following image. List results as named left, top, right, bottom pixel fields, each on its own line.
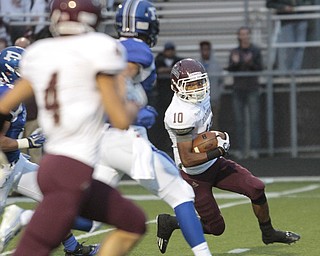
left=122, top=0, right=133, bottom=32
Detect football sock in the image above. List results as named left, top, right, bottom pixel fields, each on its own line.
left=191, top=242, right=212, bottom=256
left=259, top=219, right=274, bottom=234
left=174, top=201, right=207, bottom=248
left=62, top=233, right=78, bottom=252
left=73, top=216, right=94, bottom=232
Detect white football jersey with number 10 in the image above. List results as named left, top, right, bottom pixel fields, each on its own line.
left=20, top=32, right=127, bottom=167
left=165, top=94, right=216, bottom=175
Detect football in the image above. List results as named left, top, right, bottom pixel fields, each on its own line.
left=192, top=131, right=218, bottom=153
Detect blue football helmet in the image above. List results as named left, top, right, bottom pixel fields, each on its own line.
left=115, top=0, right=159, bottom=47
left=0, top=46, right=25, bottom=84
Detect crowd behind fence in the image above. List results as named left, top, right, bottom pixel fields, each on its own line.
left=0, top=4, right=320, bottom=158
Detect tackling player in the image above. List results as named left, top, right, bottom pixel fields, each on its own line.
left=0, top=0, right=146, bottom=255
left=157, top=58, right=300, bottom=253
left=93, top=1, right=213, bottom=255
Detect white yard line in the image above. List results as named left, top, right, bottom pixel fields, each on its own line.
left=1, top=182, right=319, bottom=256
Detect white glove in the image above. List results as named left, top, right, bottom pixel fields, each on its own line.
left=214, top=131, right=230, bottom=155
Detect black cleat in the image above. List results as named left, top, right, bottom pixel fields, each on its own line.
left=64, top=242, right=99, bottom=256
left=156, top=214, right=176, bottom=254
left=262, top=230, right=301, bottom=245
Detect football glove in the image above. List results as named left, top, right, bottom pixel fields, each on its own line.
left=215, top=131, right=230, bottom=155
left=134, top=105, right=158, bottom=129
left=17, top=128, right=46, bottom=149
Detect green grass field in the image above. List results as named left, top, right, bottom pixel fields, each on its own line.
left=1, top=180, right=320, bottom=256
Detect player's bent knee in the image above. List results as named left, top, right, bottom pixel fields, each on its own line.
left=161, top=177, right=195, bottom=209
left=204, top=216, right=225, bottom=236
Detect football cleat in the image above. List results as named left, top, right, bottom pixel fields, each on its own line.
left=0, top=204, right=24, bottom=252
left=64, top=242, right=100, bottom=256
left=262, top=230, right=301, bottom=245
left=156, top=214, right=176, bottom=254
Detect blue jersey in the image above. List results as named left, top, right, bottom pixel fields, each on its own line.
left=0, top=83, right=27, bottom=163
left=120, top=37, right=156, bottom=93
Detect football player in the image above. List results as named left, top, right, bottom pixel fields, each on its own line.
left=157, top=58, right=300, bottom=253
left=0, top=46, right=101, bottom=255
left=0, top=0, right=146, bottom=255
left=93, top=1, right=212, bottom=255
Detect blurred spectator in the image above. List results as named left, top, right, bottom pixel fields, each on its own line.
left=0, top=18, right=11, bottom=46
left=14, top=36, right=30, bottom=48
left=30, top=0, right=49, bottom=40
left=0, top=38, right=8, bottom=51
left=149, top=41, right=182, bottom=157
left=266, top=0, right=315, bottom=72
left=0, top=0, right=32, bottom=43
left=198, top=41, right=224, bottom=130
left=227, top=26, right=263, bottom=159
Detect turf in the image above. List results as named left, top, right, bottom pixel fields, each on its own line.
left=1, top=181, right=320, bottom=256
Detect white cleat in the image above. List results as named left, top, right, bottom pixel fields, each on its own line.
left=0, top=204, right=24, bottom=252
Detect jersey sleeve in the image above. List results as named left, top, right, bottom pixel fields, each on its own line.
left=120, top=38, right=153, bottom=68
left=93, top=35, right=127, bottom=75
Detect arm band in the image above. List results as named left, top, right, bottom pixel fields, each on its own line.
left=206, top=147, right=224, bottom=161
left=17, top=138, right=30, bottom=149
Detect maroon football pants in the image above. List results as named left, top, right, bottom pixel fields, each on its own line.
left=180, top=157, right=265, bottom=235
left=14, top=154, right=146, bottom=256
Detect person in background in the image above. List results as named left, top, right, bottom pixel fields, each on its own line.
left=149, top=41, right=183, bottom=157
left=157, top=58, right=300, bottom=253
left=0, top=0, right=32, bottom=43
left=227, top=26, right=263, bottom=159
left=199, top=41, right=224, bottom=130
left=266, top=0, right=314, bottom=72
left=0, top=38, right=8, bottom=52
left=0, top=0, right=146, bottom=255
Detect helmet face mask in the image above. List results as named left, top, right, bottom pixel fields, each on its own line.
left=115, top=0, right=159, bottom=47
left=0, top=46, right=24, bottom=84
left=171, top=58, right=210, bottom=103
left=49, top=0, right=102, bottom=36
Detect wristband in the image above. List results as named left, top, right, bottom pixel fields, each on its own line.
left=17, top=138, right=30, bottom=149
left=206, top=148, right=224, bottom=161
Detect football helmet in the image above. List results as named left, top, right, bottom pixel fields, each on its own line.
left=49, top=0, right=102, bottom=36
left=0, top=46, right=25, bottom=84
left=171, top=58, right=210, bottom=103
left=115, top=0, right=159, bottom=47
